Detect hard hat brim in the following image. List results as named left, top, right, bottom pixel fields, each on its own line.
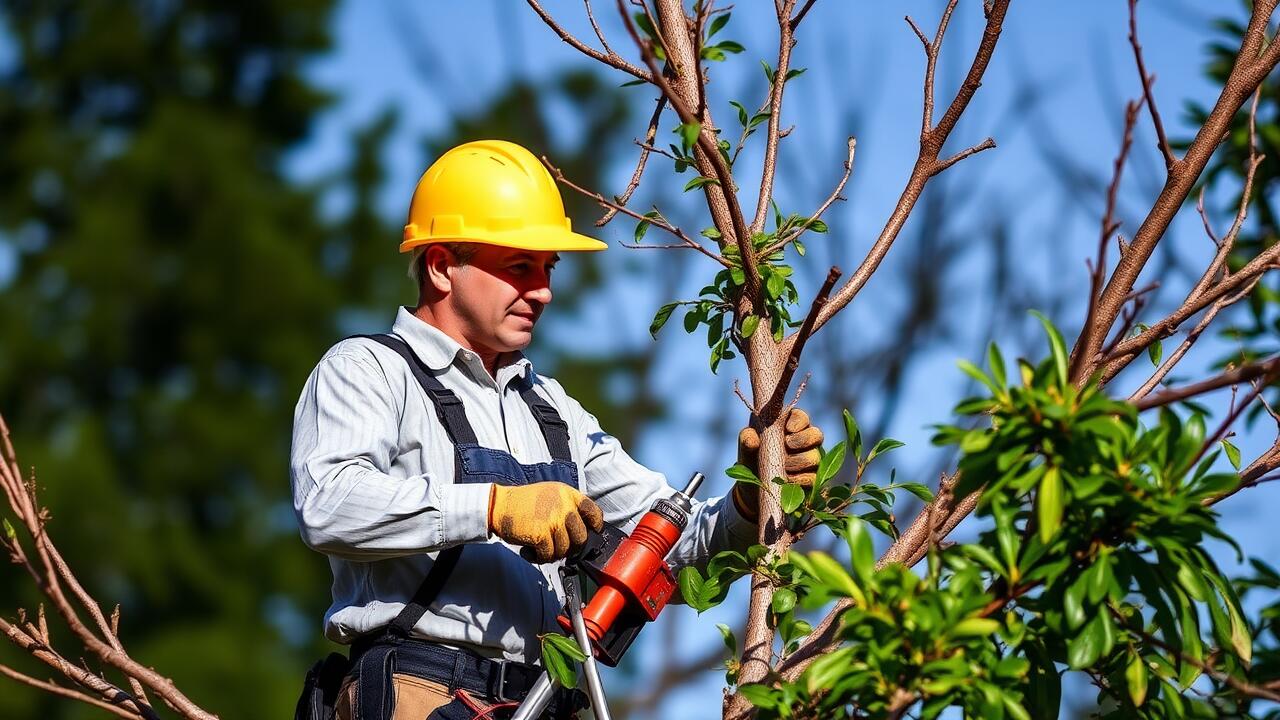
left=400, top=228, right=608, bottom=254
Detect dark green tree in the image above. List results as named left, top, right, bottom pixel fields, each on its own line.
left=0, top=1, right=351, bottom=716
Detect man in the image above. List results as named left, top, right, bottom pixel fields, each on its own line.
left=290, top=140, right=823, bottom=720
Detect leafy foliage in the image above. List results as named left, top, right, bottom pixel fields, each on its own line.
left=688, top=321, right=1276, bottom=718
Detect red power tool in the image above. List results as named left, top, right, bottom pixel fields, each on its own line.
left=557, top=472, right=705, bottom=666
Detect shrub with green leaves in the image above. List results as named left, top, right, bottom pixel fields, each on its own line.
left=671, top=319, right=1277, bottom=719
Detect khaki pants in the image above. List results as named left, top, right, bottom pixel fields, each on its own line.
left=334, top=673, right=515, bottom=720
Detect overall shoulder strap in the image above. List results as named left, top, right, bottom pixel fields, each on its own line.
left=352, top=333, right=479, bottom=446
left=346, top=333, right=470, bottom=639
left=515, top=375, right=573, bottom=464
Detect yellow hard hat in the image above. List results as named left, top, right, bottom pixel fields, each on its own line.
left=401, top=140, right=607, bottom=253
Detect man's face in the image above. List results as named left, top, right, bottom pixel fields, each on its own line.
left=448, top=245, right=559, bottom=354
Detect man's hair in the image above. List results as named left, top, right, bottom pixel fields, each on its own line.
left=408, top=242, right=479, bottom=288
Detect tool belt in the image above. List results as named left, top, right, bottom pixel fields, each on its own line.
left=348, top=634, right=585, bottom=719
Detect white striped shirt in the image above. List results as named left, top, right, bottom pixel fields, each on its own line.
left=290, top=306, right=754, bottom=663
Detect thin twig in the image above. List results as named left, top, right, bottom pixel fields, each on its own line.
left=1128, top=0, right=1177, bottom=169
left=599, top=96, right=668, bottom=226
left=1134, top=356, right=1280, bottom=411
left=527, top=0, right=653, bottom=82
left=543, top=156, right=731, bottom=268
left=761, top=137, right=856, bottom=257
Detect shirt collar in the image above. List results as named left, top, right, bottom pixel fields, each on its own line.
left=391, top=307, right=534, bottom=384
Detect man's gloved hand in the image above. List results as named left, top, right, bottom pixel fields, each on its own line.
left=731, top=409, right=824, bottom=522
left=488, top=482, right=605, bottom=563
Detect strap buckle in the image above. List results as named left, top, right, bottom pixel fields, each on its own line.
left=494, top=659, right=539, bottom=704
left=529, top=402, right=568, bottom=431
left=427, top=387, right=464, bottom=407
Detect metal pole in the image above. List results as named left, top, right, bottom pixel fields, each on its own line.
left=510, top=673, right=555, bottom=720
left=564, top=573, right=612, bottom=720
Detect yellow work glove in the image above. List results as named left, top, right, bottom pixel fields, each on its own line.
left=732, top=408, right=824, bottom=522
left=488, top=482, right=605, bottom=563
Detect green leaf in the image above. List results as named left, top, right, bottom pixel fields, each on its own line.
left=677, top=121, right=702, bottom=150
left=1063, top=573, right=1087, bottom=630
left=817, top=441, right=846, bottom=483
left=987, top=341, right=1007, bottom=389
left=867, top=437, right=904, bottom=462
left=683, top=175, right=718, bottom=192
left=649, top=302, right=677, bottom=339
left=738, top=684, right=780, bottom=710
left=780, top=484, right=804, bottom=513
left=772, top=587, right=797, bottom=614
left=1126, top=650, right=1148, bottom=707
left=1221, top=439, right=1241, bottom=470
left=803, top=647, right=852, bottom=695
left=807, top=219, right=828, bottom=233
left=893, top=482, right=934, bottom=502
left=844, top=517, right=875, bottom=582
left=678, top=566, right=708, bottom=612
left=716, top=623, right=736, bottom=655
left=2, top=517, right=14, bottom=540
left=713, top=40, right=745, bottom=54
left=741, top=314, right=760, bottom=338
left=1030, top=310, right=1068, bottom=388
left=1037, top=466, right=1063, bottom=544
left=952, top=617, right=1000, bottom=638
left=540, top=634, right=582, bottom=688
left=842, top=410, right=862, bottom=460
left=544, top=632, right=587, bottom=662
left=766, top=272, right=786, bottom=299
left=1066, top=613, right=1106, bottom=669
left=1148, top=339, right=1163, bottom=366
left=634, top=218, right=651, bottom=242
left=785, top=67, right=807, bottom=81
left=707, top=12, right=731, bottom=38
left=805, top=551, right=865, bottom=605
left=760, top=59, right=775, bottom=84
left=726, top=463, right=760, bottom=485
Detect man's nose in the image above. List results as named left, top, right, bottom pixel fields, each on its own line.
left=525, top=281, right=552, bottom=306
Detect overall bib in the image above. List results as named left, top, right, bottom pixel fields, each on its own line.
left=305, top=334, right=585, bottom=720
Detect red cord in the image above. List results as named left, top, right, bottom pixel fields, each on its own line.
left=454, top=688, right=521, bottom=720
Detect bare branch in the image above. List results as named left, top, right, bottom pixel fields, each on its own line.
left=812, top=0, right=1011, bottom=335
left=761, top=137, right=856, bottom=257
left=1072, top=98, right=1141, bottom=382
left=599, top=95, right=668, bottom=226
left=1070, top=0, right=1280, bottom=385
left=0, top=664, right=138, bottom=719
left=790, top=0, right=818, bottom=30
left=583, top=0, right=618, bottom=56
left=544, top=156, right=731, bottom=268
left=1128, top=0, right=1176, bottom=168
left=750, top=0, right=800, bottom=235
left=1133, top=356, right=1280, bottom=411
left=526, top=0, right=653, bottom=82
left=934, top=136, right=997, bottom=174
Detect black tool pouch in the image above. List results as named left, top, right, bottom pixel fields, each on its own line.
left=294, top=652, right=351, bottom=720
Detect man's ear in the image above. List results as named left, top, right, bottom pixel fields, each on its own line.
left=423, top=245, right=455, bottom=294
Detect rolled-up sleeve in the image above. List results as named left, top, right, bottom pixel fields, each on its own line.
left=539, top=377, right=756, bottom=571
left=290, top=350, right=491, bottom=561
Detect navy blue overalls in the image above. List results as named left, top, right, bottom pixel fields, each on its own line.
left=345, top=333, right=584, bottom=720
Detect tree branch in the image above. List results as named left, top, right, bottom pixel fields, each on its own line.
left=812, top=0, right=1010, bottom=335
left=526, top=0, right=654, bottom=82
left=1128, top=0, right=1176, bottom=169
